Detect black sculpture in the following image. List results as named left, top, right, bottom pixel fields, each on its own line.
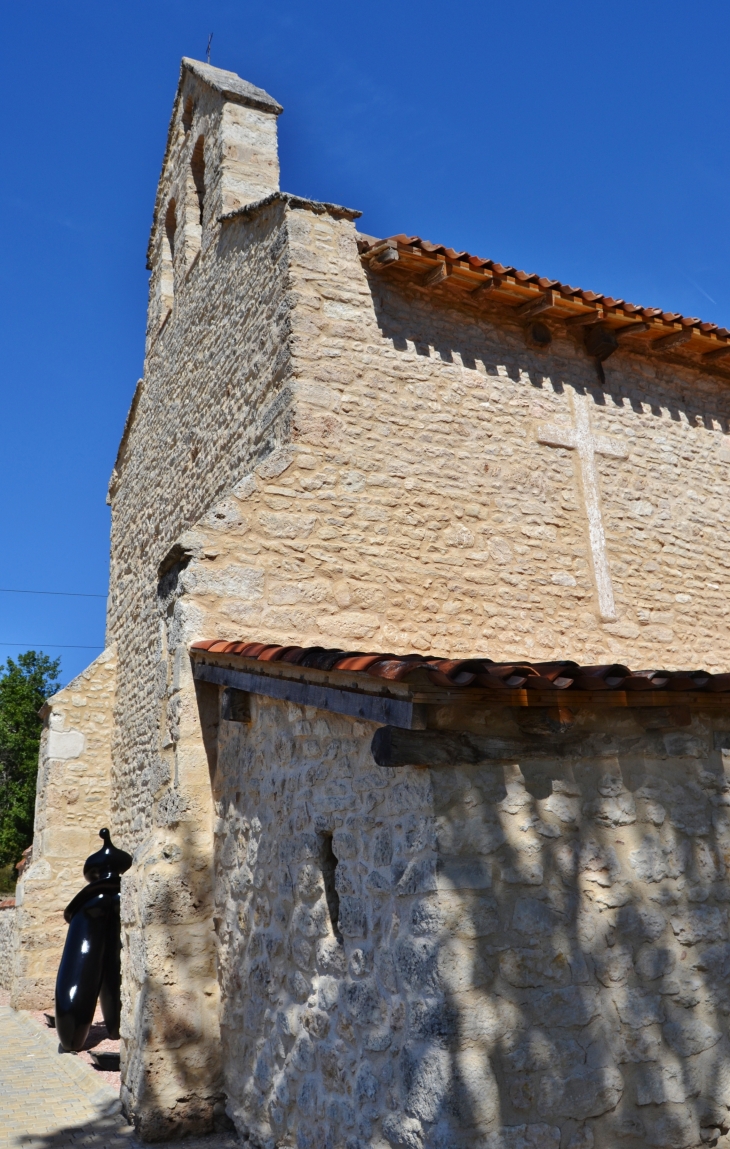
left=55, top=828, right=132, bottom=1052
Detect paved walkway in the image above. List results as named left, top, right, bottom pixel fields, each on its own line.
left=0, top=1006, right=239, bottom=1149
left=0, top=1004, right=131, bottom=1149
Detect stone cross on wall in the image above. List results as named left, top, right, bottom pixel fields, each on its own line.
left=537, top=389, right=628, bottom=622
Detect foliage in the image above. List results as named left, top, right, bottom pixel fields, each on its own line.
left=0, top=652, right=60, bottom=868
left=0, top=862, right=16, bottom=895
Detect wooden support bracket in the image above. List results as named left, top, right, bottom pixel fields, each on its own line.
left=422, top=262, right=449, bottom=287
left=369, top=246, right=399, bottom=270
left=703, top=344, right=730, bottom=363
left=564, top=310, right=603, bottom=327
left=470, top=275, right=501, bottom=299
left=516, top=290, right=558, bottom=319
left=615, top=321, right=650, bottom=339
left=652, top=327, right=694, bottom=351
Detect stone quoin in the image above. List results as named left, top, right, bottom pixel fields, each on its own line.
left=9, top=55, right=730, bottom=1149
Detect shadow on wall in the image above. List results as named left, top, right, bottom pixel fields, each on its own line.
left=119, top=807, right=230, bottom=1141
left=367, top=271, right=730, bottom=435
left=206, top=692, right=730, bottom=1149
left=430, top=756, right=730, bottom=1149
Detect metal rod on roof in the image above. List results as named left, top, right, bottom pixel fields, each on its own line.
left=207, top=33, right=213, bottom=64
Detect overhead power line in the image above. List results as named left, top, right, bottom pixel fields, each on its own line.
left=0, top=588, right=106, bottom=599
left=0, top=642, right=104, bottom=650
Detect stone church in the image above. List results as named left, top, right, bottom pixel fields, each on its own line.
left=8, top=55, right=730, bottom=1149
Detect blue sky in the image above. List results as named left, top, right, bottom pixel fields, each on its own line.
left=1, top=0, right=729, bottom=684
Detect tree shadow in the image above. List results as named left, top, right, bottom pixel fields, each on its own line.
left=12, top=1108, right=241, bottom=1149
left=203, top=691, right=730, bottom=1148
left=429, top=704, right=730, bottom=1148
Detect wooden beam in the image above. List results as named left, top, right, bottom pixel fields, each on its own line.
left=703, top=344, right=730, bottom=363
left=369, top=246, right=399, bottom=270
left=470, top=275, right=501, bottom=299
left=370, top=725, right=583, bottom=769
left=422, top=262, right=449, bottom=288
left=652, top=327, right=694, bottom=351
left=615, top=321, right=650, bottom=338
left=564, top=310, right=603, bottom=327
left=515, top=289, right=558, bottom=319
left=193, top=662, right=417, bottom=729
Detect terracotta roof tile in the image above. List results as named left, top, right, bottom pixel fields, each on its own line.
left=190, top=641, right=730, bottom=693
left=358, top=235, right=730, bottom=355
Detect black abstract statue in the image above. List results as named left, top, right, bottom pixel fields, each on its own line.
left=55, top=828, right=132, bottom=1052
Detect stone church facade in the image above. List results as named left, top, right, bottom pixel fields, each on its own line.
left=10, top=56, right=730, bottom=1149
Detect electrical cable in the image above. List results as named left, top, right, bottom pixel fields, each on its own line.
left=0, top=588, right=106, bottom=651
left=0, top=642, right=103, bottom=650
left=0, top=588, right=106, bottom=599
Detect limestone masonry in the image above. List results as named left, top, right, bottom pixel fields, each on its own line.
left=11, top=647, right=116, bottom=1009
left=12, top=55, right=730, bottom=1149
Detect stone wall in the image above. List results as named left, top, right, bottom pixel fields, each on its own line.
left=11, top=647, right=116, bottom=1009
left=108, top=194, right=295, bottom=850
left=0, top=903, right=15, bottom=990
left=113, top=199, right=730, bottom=1138
left=276, top=207, right=730, bottom=668
left=210, top=691, right=730, bottom=1149
left=109, top=70, right=290, bottom=1133
left=159, top=203, right=730, bottom=673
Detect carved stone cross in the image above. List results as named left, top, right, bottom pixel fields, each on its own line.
left=537, top=389, right=628, bottom=622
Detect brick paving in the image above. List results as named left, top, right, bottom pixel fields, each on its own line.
left=0, top=1003, right=239, bottom=1149
left=0, top=1003, right=130, bottom=1149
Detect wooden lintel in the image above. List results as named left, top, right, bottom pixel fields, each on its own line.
left=564, top=310, right=603, bottom=327
left=703, top=344, right=730, bottom=363
left=516, top=290, right=557, bottom=319
left=652, top=327, right=694, bottom=351
left=193, top=661, right=421, bottom=730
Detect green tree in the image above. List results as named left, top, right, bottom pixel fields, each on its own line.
left=0, top=651, right=60, bottom=868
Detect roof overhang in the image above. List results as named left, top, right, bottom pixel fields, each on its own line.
left=359, top=236, right=730, bottom=379
left=190, top=643, right=730, bottom=735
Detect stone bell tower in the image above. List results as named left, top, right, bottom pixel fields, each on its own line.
left=109, top=58, right=289, bottom=1140
left=146, top=58, right=283, bottom=339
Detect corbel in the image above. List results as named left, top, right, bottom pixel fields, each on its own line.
left=652, top=327, right=694, bottom=351
left=515, top=289, right=559, bottom=319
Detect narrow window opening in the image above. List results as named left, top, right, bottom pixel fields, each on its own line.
left=158, top=198, right=177, bottom=316
left=320, top=833, right=342, bottom=944
left=164, top=199, right=177, bottom=258
left=182, top=97, right=194, bottom=133
left=191, top=136, right=205, bottom=226
left=220, top=687, right=251, bottom=724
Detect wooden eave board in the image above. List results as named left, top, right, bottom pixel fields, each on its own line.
left=191, top=652, right=414, bottom=700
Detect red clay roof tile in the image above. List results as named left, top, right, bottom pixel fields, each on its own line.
left=358, top=235, right=730, bottom=348
left=190, top=641, right=730, bottom=693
